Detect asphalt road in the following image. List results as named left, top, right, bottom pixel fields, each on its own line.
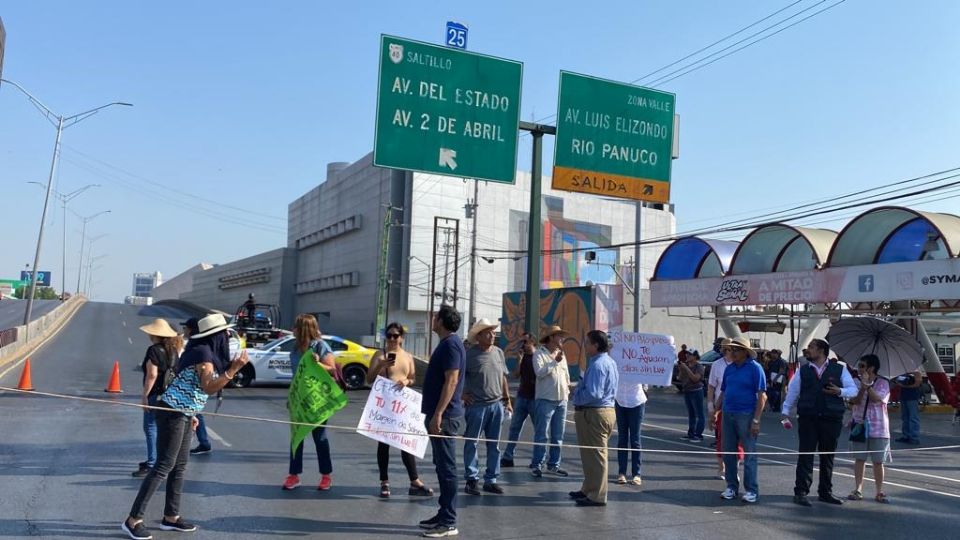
left=0, top=299, right=60, bottom=331
left=1, top=301, right=959, bottom=539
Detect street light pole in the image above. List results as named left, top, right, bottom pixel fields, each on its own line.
left=74, top=211, right=110, bottom=295
left=1, top=78, right=131, bottom=332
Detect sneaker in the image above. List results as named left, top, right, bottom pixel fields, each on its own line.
left=530, top=468, right=542, bottom=478
left=418, top=515, right=441, bottom=530
left=464, top=479, right=481, bottom=495
left=742, top=492, right=758, bottom=504
left=121, top=520, right=152, bottom=540
left=616, top=475, right=627, bottom=485
left=500, top=457, right=514, bottom=468
left=568, top=490, right=587, bottom=500
left=690, top=436, right=704, bottom=443
left=189, top=445, right=211, bottom=455
left=132, top=464, right=152, bottom=478
left=318, top=474, right=333, bottom=491
left=547, top=466, right=569, bottom=477
left=631, top=475, right=642, bottom=486
left=159, top=518, right=198, bottom=532
left=281, top=474, right=301, bottom=490
left=680, top=435, right=692, bottom=441
left=482, top=482, right=504, bottom=494
left=720, top=488, right=737, bottom=500
left=422, top=525, right=459, bottom=537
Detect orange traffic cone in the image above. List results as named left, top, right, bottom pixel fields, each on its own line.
left=17, top=359, right=35, bottom=391
left=104, top=360, right=123, bottom=393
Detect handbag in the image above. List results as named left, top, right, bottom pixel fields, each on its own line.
left=849, top=390, right=870, bottom=443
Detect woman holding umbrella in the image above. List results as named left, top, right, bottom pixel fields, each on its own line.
left=847, top=354, right=892, bottom=504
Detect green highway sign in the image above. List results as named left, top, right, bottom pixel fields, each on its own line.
left=552, top=71, right=675, bottom=203
left=374, top=35, right=523, bottom=183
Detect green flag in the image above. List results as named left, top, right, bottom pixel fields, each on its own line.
left=289, top=349, right=348, bottom=453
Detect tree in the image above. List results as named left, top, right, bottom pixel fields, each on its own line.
left=13, top=285, right=59, bottom=300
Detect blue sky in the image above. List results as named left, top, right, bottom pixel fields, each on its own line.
left=2, top=1, right=958, bottom=302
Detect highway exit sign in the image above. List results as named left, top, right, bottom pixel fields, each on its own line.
left=552, top=71, right=675, bottom=203
left=374, top=35, right=522, bottom=184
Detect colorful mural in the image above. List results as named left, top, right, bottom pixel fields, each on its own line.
left=499, top=285, right=624, bottom=379
left=510, top=197, right=619, bottom=290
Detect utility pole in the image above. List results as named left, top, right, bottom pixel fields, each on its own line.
left=374, top=205, right=394, bottom=347
left=518, top=121, right=555, bottom=339
left=466, top=180, right=479, bottom=327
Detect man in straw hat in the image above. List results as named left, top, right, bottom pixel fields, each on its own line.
left=461, top=318, right=512, bottom=496
left=529, top=325, right=572, bottom=478
left=781, top=338, right=857, bottom=507
left=717, top=336, right=766, bottom=504
left=707, top=338, right=743, bottom=481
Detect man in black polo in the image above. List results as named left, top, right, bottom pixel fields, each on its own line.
left=781, top=338, right=858, bottom=506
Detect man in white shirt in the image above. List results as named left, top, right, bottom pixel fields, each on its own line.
left=530, top=325, right=571, bottom=478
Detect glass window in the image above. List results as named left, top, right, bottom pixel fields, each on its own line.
left=325, top=338, right=348, bottom=352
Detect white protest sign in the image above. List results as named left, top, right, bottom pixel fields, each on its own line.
left=610, top=331, right=677, bottom=387
left=356, top=376, right=429, bottom=458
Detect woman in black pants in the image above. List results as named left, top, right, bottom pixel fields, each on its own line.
left=121, top=314, right=248, bottom=540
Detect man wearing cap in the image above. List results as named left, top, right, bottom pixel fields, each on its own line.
left=530, top=325, right=571, bottom=478
left=781, top=338, right=858, bottom=506
left=718, top=337, right=767, bottom=503
left=461, top=319, right=512, bottom=495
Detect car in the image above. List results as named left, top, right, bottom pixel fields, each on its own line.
left=231, top=334, right=373, bottom=390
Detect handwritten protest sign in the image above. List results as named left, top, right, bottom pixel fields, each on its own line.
left=356, top=376, right=429, bottom=458
left=609, top=331, right=677, bottom=388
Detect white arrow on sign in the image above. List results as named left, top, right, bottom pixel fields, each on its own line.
left=438, top=147, right=458, bottom=171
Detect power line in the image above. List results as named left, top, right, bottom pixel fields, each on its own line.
left=61, top=145, right=287, bottom=221
left=476, top=167, right=960, bottom=256
left=649, top=0, right=847, bottom=88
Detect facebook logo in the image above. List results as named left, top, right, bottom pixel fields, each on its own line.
left=858, top=275, right=874, bottom=293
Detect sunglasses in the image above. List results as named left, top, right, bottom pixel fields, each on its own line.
left=386, top=333, right=402, bottom=339
left=857, top=364, right=867, bottom=369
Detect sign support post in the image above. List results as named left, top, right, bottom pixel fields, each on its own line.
left=518, top=121, right=556, bottom=339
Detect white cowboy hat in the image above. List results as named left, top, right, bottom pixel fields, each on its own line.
left=139, top=318, right=178, bottom=338
left=467, top=318, right=499, bottom=342
left=191, top=313, right=235, bottom=338
left=539, top=325, right=567, bottom=343
left=726, top=336, right=757, bottom=358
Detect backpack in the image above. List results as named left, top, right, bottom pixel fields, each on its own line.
left=155, top=347, right=178, bottom=394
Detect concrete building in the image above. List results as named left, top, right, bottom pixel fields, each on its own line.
left=151, top=263, right=214, bottom=302
left=286, top=153, right=677, bottom=353
left=180, top=248, right=298, bottom=329
left=131, top=272, right=161, bottom=298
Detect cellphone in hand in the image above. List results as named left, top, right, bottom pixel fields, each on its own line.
left=386, top=352, right=397, bottom=364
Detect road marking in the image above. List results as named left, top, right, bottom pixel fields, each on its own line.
left=127, top=337, right=133, bottom=345
left=643, top=420, right=960, bottom=485
left=206, top=427, right=233, bottom=447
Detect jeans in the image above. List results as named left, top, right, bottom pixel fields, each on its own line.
left=767, top=385, right=783, bottom=413
left=503, top=396, right=535, bottom=461
left=463, top=401, right=504, bottom=483
left=683, top=390, right=705, bottom=438
left=615, top=402, right=644, bottom=477
left=794, top=415, right=843, bottom=496
left=531, top=399, right=567, bottom=470
left=428, top=415, right=465, bottom=526
left=142, top=396, right=158, bottom=467
left=194, top=414, right=210, bottom=448
left=129, top=409, right=192, bottom=519
left=900, top=399, right=920, bottom=441
left=289, top=425, right=332, bottom=475
left=722, top=412, right=758, bottom=495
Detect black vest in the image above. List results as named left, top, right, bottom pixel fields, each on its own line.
left=796, top=361, right=847, bottom=419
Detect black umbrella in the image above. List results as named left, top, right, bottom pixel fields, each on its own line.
left=826, top=317, right=924, bottom=378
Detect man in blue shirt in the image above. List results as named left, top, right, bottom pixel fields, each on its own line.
left=570, top=330, right=619, bottom=507
left=418, top=305, right=466, bottom=538
left=719, top=336, right=767, bottom=504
